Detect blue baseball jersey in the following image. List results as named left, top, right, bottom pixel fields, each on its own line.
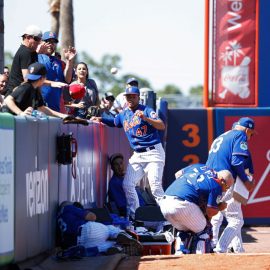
left=206, top=130, right=250, bottom=180
left=38, top=54, right=65, bottom=111
left=102, top=104, right=161, bottom=151
left=165, top=164, right=222, bottom=209
left=58, top=204, right=88, bottom=234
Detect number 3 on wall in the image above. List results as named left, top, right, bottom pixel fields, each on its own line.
left=182, top=124, right=200, bottom=147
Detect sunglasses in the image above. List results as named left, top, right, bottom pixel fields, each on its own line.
left=28, top=35, right=41, bottom=42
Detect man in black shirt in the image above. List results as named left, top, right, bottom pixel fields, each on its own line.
left=3, top=62, right=67, bottom=118
left=5, top=25, right=67, bottom=97
left=4, top=25, right=42, bottom=97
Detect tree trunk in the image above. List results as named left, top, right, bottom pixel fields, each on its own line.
left=60, top=0, right=74, bottom=55
left=0, top=0, right=4, bottom=72
left=48, top=0, right=60, bottom=36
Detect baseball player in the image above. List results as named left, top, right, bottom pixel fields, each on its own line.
left=211, top=149, right=254, bottom=252
left=57, top=201, right=142, bottom=254
left=206, top=117, right=256, bottom=253
left=91, top=86, right=166, bottom=218
left=159, top=163, right=234, bottom=254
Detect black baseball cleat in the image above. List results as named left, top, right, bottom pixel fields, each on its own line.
left=116, top=232, right=143, bottom=256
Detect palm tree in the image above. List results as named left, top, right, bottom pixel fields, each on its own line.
left=48, top=0, right=61, bottom=36
left=60, top=0, right=75, bottom=51
left=229, top=40, right=244, bottom=66
left=220, top=46, right=232, bottom=66
left=48, top=0, right=75, bottom=58
left=0, top=0, right=4, bottom=71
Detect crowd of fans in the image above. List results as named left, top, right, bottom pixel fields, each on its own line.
left=0, top=24, right=130, bottom=118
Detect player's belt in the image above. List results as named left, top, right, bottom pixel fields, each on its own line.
left=135, top=145, right=156, bottom=153
left=162, top=195, right=184, bottom=201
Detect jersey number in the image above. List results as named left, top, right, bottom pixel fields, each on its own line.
left=209, top=137, right=223, bottom=153
left=136, top=125, right=147, bottom=136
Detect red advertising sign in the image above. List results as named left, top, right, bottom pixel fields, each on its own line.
left=212, top=0, right=257, bottom=106
left=225, top=116, right=270, bottom=219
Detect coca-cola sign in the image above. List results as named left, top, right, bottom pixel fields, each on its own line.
left=212, top=0, right=257, bottom=106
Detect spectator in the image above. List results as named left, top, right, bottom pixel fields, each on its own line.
left=0, top=74, right=8, bottom=109
left=159, top=164, right=234, bottom=254
left=3, top=66, right=10, bottom=78
left=4, top=25, right=42, bottom=97
left=57, top=201, right=143, bottom=254
left=99, top=92, right=116, bottom=119
left=91, top=86, right=166, bottom=218
left=108, top=153, right=146, bottom=216
left=3, top=62, right=67, bottom=119
left=206, top=117, right=256, bottom=253
left=4, top=25, right=67, bottom=98
left=38, top=31, right=76, bottom=112
left=64, top=62, right=100, bottom=118
left=113, top=77, right=139, bottom=113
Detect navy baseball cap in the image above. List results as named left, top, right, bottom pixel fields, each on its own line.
left=124, top=86, right=140, bottom=96
left=104, top=92, right=115, bottom=101
left=42, top=31, right=59, bottom=43
left=26, top=63, right=47, bottom=80
left=126, top=77, right=138, bottom=85
left=237, top=117, right=255, bottom=130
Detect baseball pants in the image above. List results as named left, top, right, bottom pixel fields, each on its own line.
left=159, top=196, right=208, bottom=254
left=77, top=221, right=122, bottom=252
left=215, top=198, right=244, bottom=253
left=123, top=143, right=165, bottom=217
left=211, top=211, right=244, bottom=252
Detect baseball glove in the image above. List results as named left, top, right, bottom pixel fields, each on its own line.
left=63, top=115, right=89, bottom=126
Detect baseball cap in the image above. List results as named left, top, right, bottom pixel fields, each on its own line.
left=124, top=86, right=140, bottom=96
left=69, top=84, right=86, bottom=100
left=104, top=92, right=115, bottom=101
left=126, top=77, right=138, bottom=86
left=42, top=31, right=59, bottom=43
left=26, top=63, right=47, bottom=80
left=237, top=117, right=255, bottom=130
left=109, top=153, right=123, bottom=166
left=22, top=25, right=42, bottom=38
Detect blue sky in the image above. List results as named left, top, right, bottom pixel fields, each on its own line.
left=4, top=0, right=205, bottom=95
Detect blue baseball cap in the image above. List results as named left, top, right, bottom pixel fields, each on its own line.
left=237, top=117, right=255, bottom=130
left=26, top=63, right=47, bottom=80
left=126, top=77, right=138, bottom=85
left=42, top=31, right=59, bottom=43
left=124, top=86, right=140, bottom=96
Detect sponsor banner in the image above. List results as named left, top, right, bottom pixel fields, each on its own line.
left=0, top=127, right=14, bottom=265
left=213, top=0, right=257, bottom=105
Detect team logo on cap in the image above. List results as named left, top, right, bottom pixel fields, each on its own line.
left=29, top=67, right=35, bottom=74
left=240, top=141, right=248, bottom=150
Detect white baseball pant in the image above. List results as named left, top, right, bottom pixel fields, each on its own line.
left=77, top=222, right=122, bottom=252
left=159, top=196, right=208, bottom=254
left=123, top=143, right=165, bottom=216
left=214, top=198, right=244, bottom=253
left=211, top=211, right=244, bottom=252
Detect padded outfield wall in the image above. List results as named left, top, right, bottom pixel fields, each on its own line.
left=0, top=114, right=131, bottom=265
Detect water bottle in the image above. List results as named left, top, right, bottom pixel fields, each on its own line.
left=31, top=110, right=48, bottom=119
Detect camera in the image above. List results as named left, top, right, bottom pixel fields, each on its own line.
left=86, top=106, right=100, bottom=119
